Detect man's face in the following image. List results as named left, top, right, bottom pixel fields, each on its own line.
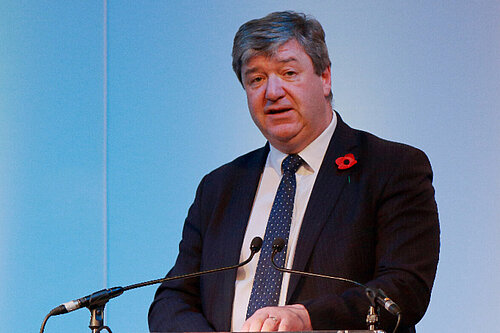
left=241, top=39, right=332, bottom=154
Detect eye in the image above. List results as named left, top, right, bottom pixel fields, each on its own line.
left=247, top=76, right=265, bottom=87
left=283, top=70, right=297, bottom=78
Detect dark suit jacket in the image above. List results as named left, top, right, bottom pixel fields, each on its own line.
left=148, top=113, right=440, bottom=333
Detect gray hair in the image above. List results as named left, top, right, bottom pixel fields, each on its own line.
left=232, top=11, right=332, bottom=98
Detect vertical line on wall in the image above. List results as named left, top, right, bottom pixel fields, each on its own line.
left=103, top=0, right=109, bottom=290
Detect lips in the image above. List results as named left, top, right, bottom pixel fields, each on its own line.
left=266, top=107, right=293, bottom=114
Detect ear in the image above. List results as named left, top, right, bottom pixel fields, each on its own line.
left=321, top=66, right=332, bottom=97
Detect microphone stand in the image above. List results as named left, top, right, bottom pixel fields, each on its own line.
left=270, top=238, right=401, bottom=333
left=41, top=237, right=263, bottom=333
left=89, top=304, right=110, bottom=333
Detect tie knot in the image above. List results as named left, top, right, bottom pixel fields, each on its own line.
left=281, top=154, right=303, bottom=174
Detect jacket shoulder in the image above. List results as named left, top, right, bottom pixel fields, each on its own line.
left=350, top=127, right=431, bottom=168
left=204, top=145, right=268, bottom=181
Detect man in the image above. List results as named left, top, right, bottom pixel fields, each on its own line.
left=149, top=11, right=439, bottom=333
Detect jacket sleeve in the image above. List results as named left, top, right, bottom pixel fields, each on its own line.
left=148, top=175, right=215, bottom=332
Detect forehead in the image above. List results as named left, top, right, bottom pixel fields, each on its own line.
left=242, top=39, right=311, bottom=71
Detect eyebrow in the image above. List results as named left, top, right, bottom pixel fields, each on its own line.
left=276, top=56, right=298, bottom=64
left=243, top=57, right=299, bottom=78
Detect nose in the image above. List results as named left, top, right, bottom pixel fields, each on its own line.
left=265, top=75, right=285, bottom=101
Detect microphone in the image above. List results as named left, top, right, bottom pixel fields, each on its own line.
left=48, top=287, right=125, bottom=316
left=370, top=288, right=402, bottom=317
left=122, top=236, right=263, bottom=292
left=42, top=237, right=263, bottom=331
left=271, top=238, right=367, bottom=289
left=271, top=238, right=402, bottom=330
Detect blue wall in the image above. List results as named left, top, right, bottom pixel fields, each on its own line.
left=1, top=1, right=499, bottom=332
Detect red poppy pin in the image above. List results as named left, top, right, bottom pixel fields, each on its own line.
left=335, top=153, right=357, bottom=170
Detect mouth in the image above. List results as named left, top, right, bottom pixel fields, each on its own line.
left=266, top=107, right=293, bottom=115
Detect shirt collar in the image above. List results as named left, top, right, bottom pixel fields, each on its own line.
left=268, top=111, right=337, bottom=175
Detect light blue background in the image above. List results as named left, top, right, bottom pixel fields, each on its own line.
left=1, top=1, right=499, bottom=332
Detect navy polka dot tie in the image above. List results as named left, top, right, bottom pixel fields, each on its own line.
left=246, top=154, right=304, bottom=319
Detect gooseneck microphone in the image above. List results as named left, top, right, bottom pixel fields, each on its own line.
left=41, top=236, right=263, bottom=333
left=271, top=238, right=402, bottom=332
left=46, top=287, right=125, bottom=317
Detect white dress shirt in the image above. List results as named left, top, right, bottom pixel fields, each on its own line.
left=231, top=112, right=337, bottom=330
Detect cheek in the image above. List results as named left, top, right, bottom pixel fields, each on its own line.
left=246, top=91, right=264, bottom=113
left=245, top=95, right=262, bottom=127
left=246, top=96, right=257, bottom=116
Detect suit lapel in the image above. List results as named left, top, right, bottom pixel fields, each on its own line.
left=220, top=145, right=269, bottom=261
left=216, top=145, right=269, bottom=330
left=287, top=114, right=359, bottom=301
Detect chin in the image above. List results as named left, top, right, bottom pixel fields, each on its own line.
left=269, top=124, right=302, bottom=139
left=268, top=136, right=303, bottom=153
left=269, top=133, right=298, bottom=146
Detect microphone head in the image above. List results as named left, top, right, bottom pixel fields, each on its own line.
left=272, top=238, right=286, bottom=252
left=250, top=237, right=263, bottom=253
